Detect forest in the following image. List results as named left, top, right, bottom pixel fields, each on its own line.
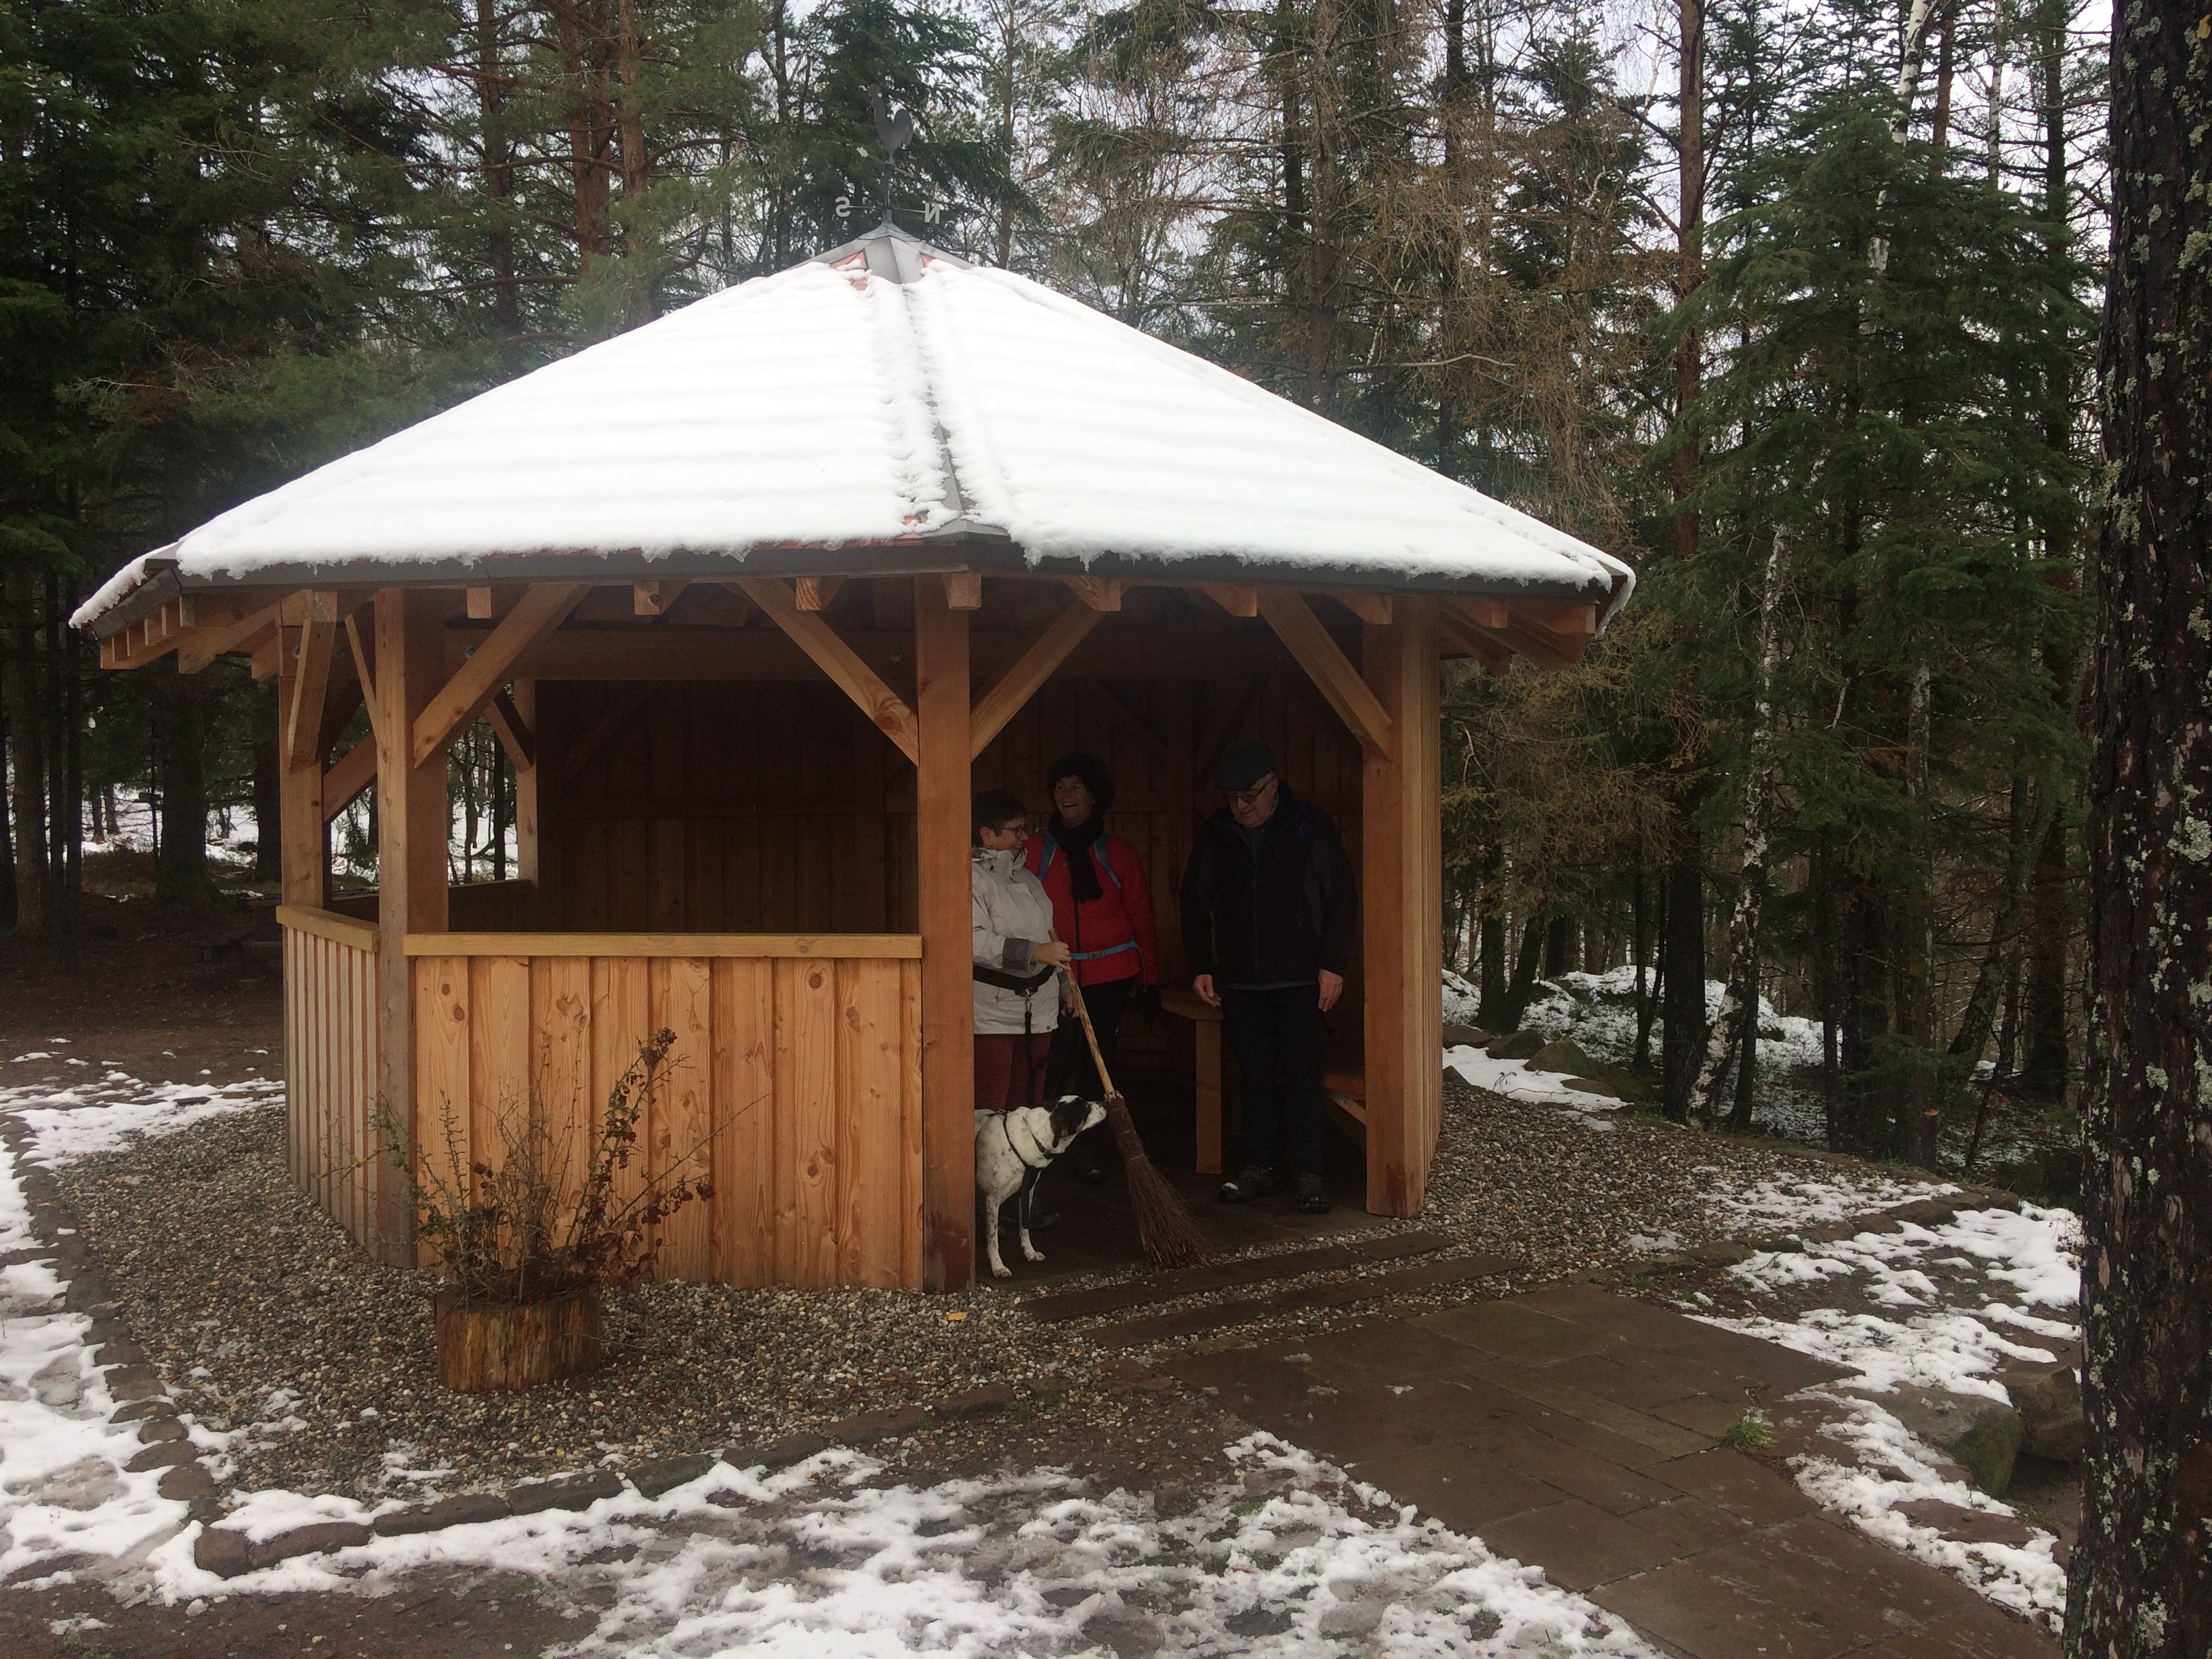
left=1, top=0, right=2108, bottom=1178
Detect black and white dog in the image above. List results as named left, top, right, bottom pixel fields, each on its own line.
left=975, top=1094, right=1107, bottom=1279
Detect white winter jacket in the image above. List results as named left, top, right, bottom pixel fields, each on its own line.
left=972, top=847, right=1061, bottom=1037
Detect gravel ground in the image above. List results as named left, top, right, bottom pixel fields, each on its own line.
left=38, top=1069, right=1910, bottom=1509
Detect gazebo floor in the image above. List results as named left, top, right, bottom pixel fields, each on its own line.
left=977, top=1065, right=1382, bottom=1289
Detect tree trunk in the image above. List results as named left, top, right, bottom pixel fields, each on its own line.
left=1660, top=791, right=1706, bottom=1120
left=52, top=581, right=81, bottom=968
left=148, top=661, right=213, bottom=907
left=1950, top=775, right=2044, bottom=1061
left=554, top=0, right=614, bottom=268
left=1728, top=916, right=1760, bottom=1132
left=252, top=733, right=281, bottom=881
left=475, top=0, right=522, bottom=342
left=2019, top=811, right=2072, bottom=1097
left=1671, top=0, right=1703, bottom=560
left=1686, top=527, right=1787, bottom=1130
left=1897, top=661, right=1942, bottom=1168
left=5, top=569, right=46, bottom=939
left=2066, top=0, right=2211, bottom=1647
left=1502, top=909, right=1545, bottom=1029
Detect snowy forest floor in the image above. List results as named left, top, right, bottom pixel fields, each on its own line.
left=0, top=913, right=2073, bottom=1656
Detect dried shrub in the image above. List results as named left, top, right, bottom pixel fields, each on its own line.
left=380, top=1028, right=717, bottom=1306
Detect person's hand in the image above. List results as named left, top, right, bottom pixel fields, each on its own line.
left=1033, top=941, right=1072, bottom=968
left=1193, top=973, right=1220, bottom=1008
left=1317, top=970, right=1345, bottom=1012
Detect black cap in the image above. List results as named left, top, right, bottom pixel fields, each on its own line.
left=1216, top=741, right=1277, bottom=792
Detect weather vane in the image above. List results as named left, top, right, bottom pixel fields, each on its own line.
left=868, top=83, right=915, bottom=226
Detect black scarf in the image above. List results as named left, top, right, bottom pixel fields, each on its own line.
left=1051, top=813, right=1108, bottom=904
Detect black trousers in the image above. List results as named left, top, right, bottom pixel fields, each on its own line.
left=1222, top=985, right=1327, bottom=1176
left=1048, top=974, right=1137, bottom=1100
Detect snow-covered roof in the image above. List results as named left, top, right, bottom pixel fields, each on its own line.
left=75, top=226, right=1633, bottom=635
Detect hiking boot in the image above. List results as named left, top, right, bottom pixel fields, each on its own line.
left=1218, top=1166, right=1282, bottom=1204
left=1293, top=1174, right=1332, bottom=1215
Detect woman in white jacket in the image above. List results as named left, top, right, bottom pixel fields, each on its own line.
left=972, top=790, right=1071, bottom=1114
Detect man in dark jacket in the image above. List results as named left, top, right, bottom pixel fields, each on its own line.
left=1181, top=741, right=1358, bottom=1214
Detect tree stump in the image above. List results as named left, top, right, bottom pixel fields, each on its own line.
left=434, top=1289, right=603, bottom=1393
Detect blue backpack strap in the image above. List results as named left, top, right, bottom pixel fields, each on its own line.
left=1038, top=831, right=1057, bottom=880
left=1092, top=838, right=1122, bottom=888
left=1040, top=829, right=1122, bottom=889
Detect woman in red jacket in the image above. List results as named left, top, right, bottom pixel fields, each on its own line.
left=1027, top=752, right=1161, bottom=1181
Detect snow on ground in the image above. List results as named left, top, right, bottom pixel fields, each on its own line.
left=1, top=1070, right=283, bottom=1168
left=1685, top=1206, right=2081, bottom=1630
left=0, top=1076, right=1654, bottom=1652
left=1701, top=1168, right=1960, bottom=1234
left=0, top=1099, right=197, bottom=1586
left=1450, top=966, right=1836, bottom=1144
left=138, top=1437, right=1655, bottom=1656
left=1443, top=1045, right=1624, bottom=1132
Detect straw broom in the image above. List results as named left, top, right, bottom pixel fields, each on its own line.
left=1059, top=970, right=1213, bottom=1269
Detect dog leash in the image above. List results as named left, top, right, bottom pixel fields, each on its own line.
left=998, top=1112, right=1053, bottom=1172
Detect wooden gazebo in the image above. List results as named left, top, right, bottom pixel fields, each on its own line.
left=75, top=226, right=1632, bottom=1294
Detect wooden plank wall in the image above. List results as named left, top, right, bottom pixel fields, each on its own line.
left=535, top=668, right=1364, bottom=1004
left=281, top=916, right=383, bottom=1246
left=408, top=949, right=924, bottom=1289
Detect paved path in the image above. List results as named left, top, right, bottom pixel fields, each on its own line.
left=1167, top=1282, right=2058, bottom=1658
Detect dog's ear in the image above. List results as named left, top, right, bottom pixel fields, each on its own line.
left=1048, top=1093, right=1092, bottom=1145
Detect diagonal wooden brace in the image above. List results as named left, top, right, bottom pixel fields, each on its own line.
left=968, top=596, right=1103, bottom=759
left=1256, top=589, right=1393, bottom=756
left=739, top=577, right=920, bottom=763
left=411, top=582, right=586, bottom=767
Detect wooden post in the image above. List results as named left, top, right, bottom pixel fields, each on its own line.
left=914, top=577, right=974, bottom=1291
left=1361, top=597, right=1441, bottom=1216
left=373, top=589, right=451, bottom=1264
left=510, top=679, right=539, bottom=886
left=277, top=625, right=327, bottom=907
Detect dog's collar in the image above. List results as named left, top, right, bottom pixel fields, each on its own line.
left=1000, top=1112, right=1059, bottom=1172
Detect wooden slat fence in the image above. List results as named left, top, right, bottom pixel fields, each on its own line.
left=404, top=934, right=924, bottom=1290
left=277, top=905, right=384, bottom=1246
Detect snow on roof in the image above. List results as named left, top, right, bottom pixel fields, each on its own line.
left=75, top=226, right=1633, bottom=632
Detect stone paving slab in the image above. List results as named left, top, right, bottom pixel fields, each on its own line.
left=1162, top=1284, right=2057, bottom=1659
left=1017, top=1229, right=1450, bottom=1323
left=1086, top=1250, right=1517, bottom=1348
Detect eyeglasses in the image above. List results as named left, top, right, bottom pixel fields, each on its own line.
left=1227, top=775, right=1277, bottom=807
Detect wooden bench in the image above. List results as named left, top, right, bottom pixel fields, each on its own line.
left=1159, top=987, right=1366, bottom=1174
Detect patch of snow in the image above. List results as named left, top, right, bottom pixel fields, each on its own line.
left=144, top=1437, right=1656, bottom=1656
left=1443, top=1044, right=1620, bottom=1132
left=1, top=1073, right=283, bottom=1168
left=1704, top=1170, right=1958, bottom=1233
left=1689, top=1205, right=2081, bottom=1629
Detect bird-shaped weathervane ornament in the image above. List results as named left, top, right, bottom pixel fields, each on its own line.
left=868, top=83, right=916, bottom=225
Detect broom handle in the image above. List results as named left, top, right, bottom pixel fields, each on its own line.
left=1058, top=968, right=1120, bottom=1100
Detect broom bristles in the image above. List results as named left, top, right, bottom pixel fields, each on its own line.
left=1103, top=1091, right=1213, bottom=1268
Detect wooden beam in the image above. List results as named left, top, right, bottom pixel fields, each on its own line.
left=795, top=575, right=845, bottom=613
left=1082, top=680, right=1171, bottom=757
left=1441, top=594, right=1587, bottom=670
left=1434, top=608, right=1511, bottom=676
left=941, top=571, right=982, bottom=611
left=467, top=587, right=493, bottom=619
left=634, top=579, right=691, bottom=617
left=178, top=599, right=285, bottom=673
left=560, top=684, right=659, bottom=781
left=1334, top=591, right=1392, bottom=626
left=1063, top=575, right=1123, bottom=612
left=284, top=617, right=337, bottom=772
left=318, top=678, right=366, bottom=760
left=373, top=588, right=451, bottom=1265
left=968, top=597, right=1104, bottom=759
left=410, top=581, right=587, bottom=767
left=1511, top=598, right=1599, bottom=636
left=1193, top=583, right=1259, bottom=619
left=737, top=577, right=920, bottom=764
left=323, top=735, right=376, bottom=822
left=914, top=580, right=974, bottom=1292
left=278, top=626, right=325, bottom=905
left=508, top=680, right=539, bottom=884
left=344, top=611, right=382, bottom=745
left=1256, top=589, right=1393, bottom=756
left=486, top=687, right=535, bottom=771
left=1361, top=598, right=1441, bottom=1218
left=250, top=629, right=284, bottom=680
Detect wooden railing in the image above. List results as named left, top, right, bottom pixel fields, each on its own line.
left=277, top=905, right=384, bottom=1246
left=402, top=933, right=925, bottom=1290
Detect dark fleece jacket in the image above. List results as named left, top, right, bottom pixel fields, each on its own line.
left=1179, top=794, right=1358, bottom=986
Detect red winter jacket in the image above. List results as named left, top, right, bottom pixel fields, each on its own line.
left=1025, top=827, right=1160, bottom=989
